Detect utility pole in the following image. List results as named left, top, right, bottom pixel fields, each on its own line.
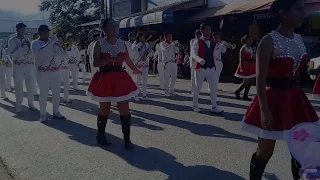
left=100, top=0, right=105, bottom=22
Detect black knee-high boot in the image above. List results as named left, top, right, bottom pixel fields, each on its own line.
left=243, top=84, right=252, bottom=101
left=96, top=114, right=111, bottom=146
left=120, top=114, right=133, bottom=149
left=235, top=83, right=245, bottom=100
left=250, top=153, right=268, bottom=180
left=291, top=157, right=301, bottom=180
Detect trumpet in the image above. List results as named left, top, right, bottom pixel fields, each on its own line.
left=88, top=28, right=102, bottom=39
left=222, top=41, right=236, bottom=49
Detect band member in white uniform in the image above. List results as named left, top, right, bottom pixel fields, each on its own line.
left=132, top=33, right=154, bottom=100
left=160, top=32, right=179, bottom=96
left=0, top=48, right=8, bottom=100
left=66, top=35, right=80, bottom=90
left=2, top=45, right=14, bottom=92
left=31, top=25, right=65, bottom=122
left=190, top=30, right=202, bottom=94
left=56, top=35, right=71, bottom=103
left=8, top=23, right=36, bottom=112
left=191, top=23, right=224, bottom=114
left=124, top=32, right=136, bottom=76
left=155, top=36, right=164, bottom=89
left=77, top=44, right=88, bottom=83
left=31, top=33, right=40, bottom=95
left=87, top=33, right=101, bottom=79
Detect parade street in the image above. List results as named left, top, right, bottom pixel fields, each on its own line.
left=0, top=77, right=317, bottom=180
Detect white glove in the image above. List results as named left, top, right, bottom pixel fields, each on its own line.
left=199, top=59, right=205, bottom=65
left=173, top=40, right=178, bottom=45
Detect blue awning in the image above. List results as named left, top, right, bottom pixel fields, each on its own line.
left=119, top=11, right=174, bottom=28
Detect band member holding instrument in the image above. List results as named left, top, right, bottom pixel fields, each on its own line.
left=160, top=32, right=179, bottom=96
left=31, top=25, right=66, bottom=122
left=87, top=18, right=141, bottom=149
left=132, top=33, right=154, bottom=100
left=8, top=23, right=36, bottom=113
left=55, top=34, right=72, bottom=103
left=66, top=35, right=80, bottom=90
left=191, top=23, right=224, bottom=114
left=155, top=36, right=165, bottom=89
left=87, top=33, right=101, bottom=79
left=234, top=35, right=255, bottom=101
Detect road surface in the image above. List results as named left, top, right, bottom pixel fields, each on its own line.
left=0, top=77, right=319, bottom=180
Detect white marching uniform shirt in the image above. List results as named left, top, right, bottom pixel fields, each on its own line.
left=160, top=41, right=179, bottom=95
left=132, top=42, right=154, bottom=98
left=155, top=43, right=164, bottom=89
left=32, top=38, right=64, bottom=120
left=87, top=41, right=98, bottom=79
left=78, top=49, right=87, bottom=83
left=8, top=36, right=35, bottom=111
left=66, top=44, right=80, bottom=90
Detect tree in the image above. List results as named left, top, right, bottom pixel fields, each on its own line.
left=39, top=0, right=100, bottom=45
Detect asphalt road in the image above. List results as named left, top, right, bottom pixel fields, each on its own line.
left=0, top=77, right=319, bottom=180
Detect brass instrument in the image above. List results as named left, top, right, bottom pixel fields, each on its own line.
left=222, top=41, right=236, bottom=49
left=88, top=28, right=102, bottom=39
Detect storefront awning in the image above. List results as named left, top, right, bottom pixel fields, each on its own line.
left=187, top=0, right=274, bottom=22
left=119, top=11, right=174, bottom=28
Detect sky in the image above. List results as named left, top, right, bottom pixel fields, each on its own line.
left=0, top=0, right=41, bottom=14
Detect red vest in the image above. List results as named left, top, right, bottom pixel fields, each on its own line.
left=195, top=39, right=216, bottom=70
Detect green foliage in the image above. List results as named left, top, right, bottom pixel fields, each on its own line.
left=39, top=0, right=100, bottom=45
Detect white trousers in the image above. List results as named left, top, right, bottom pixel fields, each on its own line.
left=136, top=67, right=149, bottom=96
left=5, top=66, right=13, bottom=89
left=13, top=65, right=34, bottom=106
left=0, top=66, right=6, bottom=97
left=193, top=68, right=218, bottom=108
left=208, top=61, right=223, bottom=92
left=69, top=64, right=79, bottom=89
left=163, top=62, right=177, bottom=93
left=190, top=65, right=196, bottom=94
left=31, top=65, right=37, bottom=94
left=157, top=62, right=165, bottom=89
left=37, top=71, right=61, bottom=115
left=60, top=69, right=70, bottom=101
left=79, top=64, right=87, bottom=83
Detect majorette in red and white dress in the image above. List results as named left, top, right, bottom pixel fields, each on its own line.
left=241, top=31, right=319, bottom=140
left=312, top=70, right=320, bottom=100
left=234, top=46, right=256, bottom=79
left=87, top=38, right=138, bottom=102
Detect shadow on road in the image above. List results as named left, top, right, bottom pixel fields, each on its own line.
left=0, top=99, right=39, bottom=122
left=263, top=173, right=281, bottom=180
left=130, top=109, right=257, bottom=143
left=44, top=118, right=245, bottom=180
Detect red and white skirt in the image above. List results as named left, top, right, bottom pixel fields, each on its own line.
left=234, top=61, right=256, bottom=79
left=312, top=75, right=320, bottom=100
left=87, top=71, right=138, bottom=102
left=241, top=87, right=319, bottom=140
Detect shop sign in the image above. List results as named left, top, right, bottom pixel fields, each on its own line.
left=253, top=13, right=273, bottom=20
